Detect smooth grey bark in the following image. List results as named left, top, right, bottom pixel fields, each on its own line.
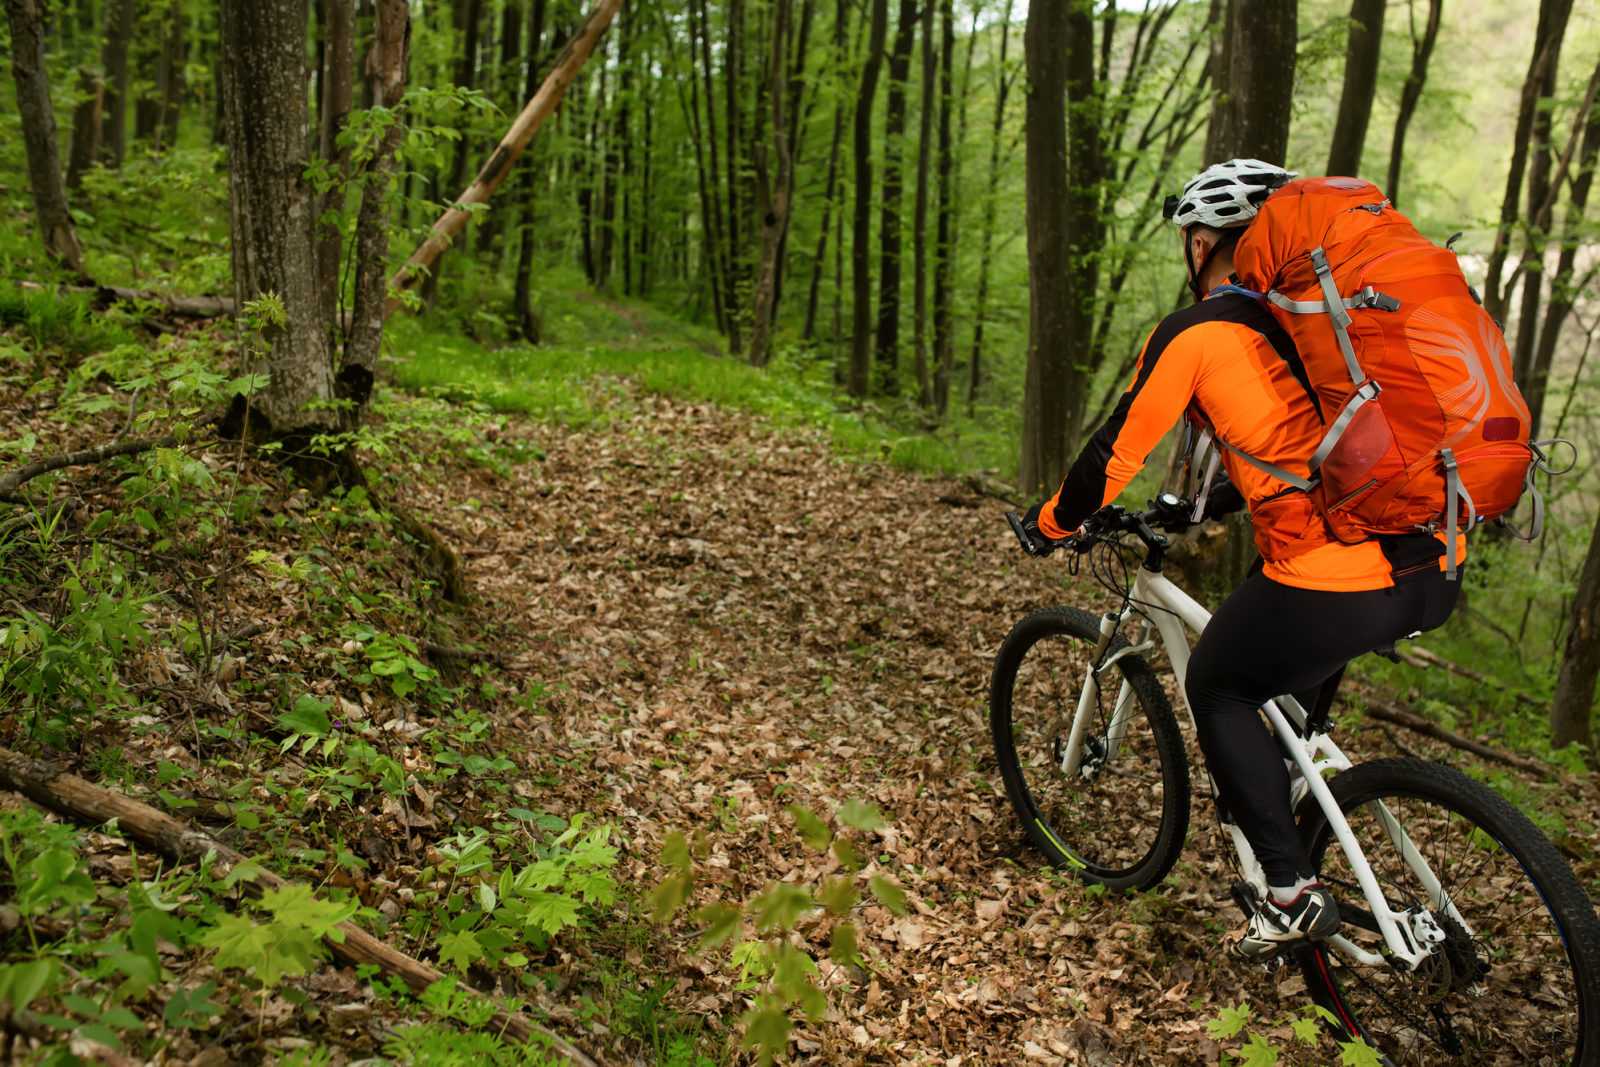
left=4, top=0, right=87, bottom=274
left=220, top=0, right=336, bottom=435
left=1327, top=0, right=1386, bottom=176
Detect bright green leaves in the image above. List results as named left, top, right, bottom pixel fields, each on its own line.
left=162, top=982, right=221, bottom=1030
left=0, top=959, right=57, bottom=1017
left=200, top=884, right=356, bottom=989
left=1339, top=1039, right=1384, bottom=1067
left=1208, top=1002, right=1252, bottom=1040
left=868, top=875, right=908, bottom=916
left=834, top=799, right=885, bottom=832
left=752, top=884, right=815, bottom=933
left=436, top=929, right=486, bottom=973
left=277, top=692, right=332, bottom=739
left=692, top=902, right=742, bottom=951
left=786, top=804, right=832, bottom=851
left=16, top=846, right=96, bottom=917
left=739, top=1002, right=793, bottom=1067
left=1236, top=1033, right=1280, bottom=1067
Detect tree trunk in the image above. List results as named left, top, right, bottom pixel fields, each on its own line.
left=874, top=0, right=917, bottom=396
left=931, top=0, right=956, bottom=417
left=970, top=0, right=1015, bottom=413
left=317, top=0, right=355, bottom=326
left=1019, top=0, right=1077, bottom=495
left=388, top=0, right=624, bottom=315
left=431, top=0, right=486, bottom=303
left=747, top=0, right=791, bottom=369
left=1483, top=0, right=1574, bottom=326
left=342, top=0, right=410, bottom=423
left=802, top=0, right=849, bottom=343
left=1524, top=56, right=1600, bottom=435
left=512, top=0, right=549, bottom=344
left=1385, top=0, right=1441, bottom=205
left=1058, top=0, right=1103, bottom=447
left=1326, top=0, right=1385, bottom=176
left=66, top=65, right=103, bottom=189
left=219, top=0, right=337, bottom=439
left=849, top=0, right=890, bottom=397
left=99, top=0, right=134, bottom=168
left=1550, top=506, right=1600, bottom=754
left=912, top=0, right=935, bottom=408
left=1204, top=0, right=1296, bottom=164
left=691, top=0, right=731, bottom=338
left=723, top=0, right=746, bottom=353
left=158, top=0, right=185, bottom=150
left=4, top=0, right=87, bottom=275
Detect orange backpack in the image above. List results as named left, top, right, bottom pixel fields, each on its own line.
left=1229, top=176, right=1538, bottom=576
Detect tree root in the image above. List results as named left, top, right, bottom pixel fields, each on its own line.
left=0, top=434, right=178, bottom=501
left=0, top=747, right=598, bottom=1067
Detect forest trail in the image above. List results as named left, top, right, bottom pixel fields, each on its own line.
left=404, top=379, right=1600, bottom=1065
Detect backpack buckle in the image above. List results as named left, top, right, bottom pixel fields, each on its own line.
left=1354, top=287, right=1401, bottom=312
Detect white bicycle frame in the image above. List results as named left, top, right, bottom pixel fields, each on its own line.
left=1066, top=565, right=1463, bottom=972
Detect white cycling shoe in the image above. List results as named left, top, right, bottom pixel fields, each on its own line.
left=1234, top=882, right=1341, bottom=959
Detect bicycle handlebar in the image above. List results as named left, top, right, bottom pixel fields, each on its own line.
left=1005, top=492, right=1195, bottom=562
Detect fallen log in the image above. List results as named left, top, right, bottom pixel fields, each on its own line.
left=1361, top=701, right=1556, bottom=777
left=18, top=280, right=235, bottom=319
left=0, top=747, right=598, bottom=1067
left=1396, top=645, right=1542, bottom=708
left=0, top=434, right=177, bottom=500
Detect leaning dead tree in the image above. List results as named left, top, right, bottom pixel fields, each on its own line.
left=387, top=0, right=625, bottom=315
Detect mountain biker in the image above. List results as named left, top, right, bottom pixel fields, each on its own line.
left=1014, top=159, right=1465, bottom=958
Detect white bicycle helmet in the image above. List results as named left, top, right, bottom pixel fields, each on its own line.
left=1163, top=159, right=1297, bottom=230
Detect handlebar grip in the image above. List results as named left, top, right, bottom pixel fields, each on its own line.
left=1005, top=511, right=1032, bottom=551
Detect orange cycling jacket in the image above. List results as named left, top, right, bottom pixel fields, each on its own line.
left=1036, top=289, right=1464, bottom=592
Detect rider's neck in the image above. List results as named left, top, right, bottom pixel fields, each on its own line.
left=1201, top=255, right=1237, bottom=298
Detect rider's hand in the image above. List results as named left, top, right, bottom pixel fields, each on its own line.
left=1019, top=503, right=1071, bottom=557
left=1201, top=482, right=1246, bottom=522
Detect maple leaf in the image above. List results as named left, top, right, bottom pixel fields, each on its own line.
left=1237, top=1033, right=1280, bottom=1067
left=692, top=902, right=741, bottom=951
left=829, top=920, right=862, bottom=966
left=752, top=883, right=815, bottom=932
left=261, top=884, right=356, bottom=941
left=818, top=876, right=859, bottom=916
left=648, top=871, right=693, bottom=924
left=521, top=890, right=583, bottom=935
left=201, top=914, right=321, bottom=988
left=437, top=929, right=485, bottom=973
left=868, top=875, right=908, bottom=916
left=786, top=804, right=832, bottom=851
left=1290, top=1015, right=1322, bottom=1045
left=739, top=1003, right=792, bottom=1066
left=1339, top=1038, right=1384, bottom=1067
left=835, top=799, right=886, bottom=832
left=1207, top=1002, right=1252, bottom=1040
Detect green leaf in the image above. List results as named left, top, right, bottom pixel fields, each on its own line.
left=5, top=960, right=55, bottom=1015
left=475, top=882, right=497, bottom=914
left=647, top=871, right=693, bottom=924
left=661, top=831, right=691, bottom=873
left=834, top=799, right=886, bottom=832
left=692, top=902, right=742, bottom=951
left=772, top=944, right=825, bottom=1020
left=437, top=929, right=485, bottom=973
left=829, top=921, right=862, bottom=966
left=260, top=883, right=357, bottom=940
left=739, top=1004, right=792, bottom=1066
left=521, top=891, right=583, bottom=935
left=1290, top=1015, right=1322, bottom=1045
left=1237, top=1033, right=1280, bottom=1067
left=831, top=837, right=865, bottom=872
left=751, top=883, right=815, bottom=932
left=162, top=982, right=219, bottom=1029
left=785, top=804, right=832, bottom=851
left=277, top=694, right=332, bottom=737
left=818, top=876, right=860, bottom=916
left=1339, top=1038, right=1385, bottom=1067
left=1207, top=1002, right=1252, bottom=1040
left=868, top=875, right=908, bottom=916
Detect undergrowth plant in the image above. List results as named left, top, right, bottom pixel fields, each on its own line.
left=1208, top=999, right=1383, bottom=1066
left=650, top=798, right=913, bottom=1064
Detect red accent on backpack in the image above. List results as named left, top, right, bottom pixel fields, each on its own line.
left=1232, top=176, right=1534, bottom=559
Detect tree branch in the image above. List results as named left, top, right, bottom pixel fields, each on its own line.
left=0, top=435, right=177, bottom=500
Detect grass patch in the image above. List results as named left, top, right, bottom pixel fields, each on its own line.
left=386, top=312, right=1018, bottom=480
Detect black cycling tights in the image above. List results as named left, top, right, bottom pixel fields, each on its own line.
left=1184, top=566, right=1461, bottom=886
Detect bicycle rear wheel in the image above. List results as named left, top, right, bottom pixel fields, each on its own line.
left=1297, top=757, right=1600, bottom=1066
left=989, top=607, right=1189, bottom=890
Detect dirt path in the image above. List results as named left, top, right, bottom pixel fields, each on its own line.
left=426, top=389, right=1598, bottom=1065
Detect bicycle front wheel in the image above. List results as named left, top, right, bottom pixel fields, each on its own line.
left=1297, top=757, right=1600, bottom=1066
left=989, top=607, right=1189, bottom=890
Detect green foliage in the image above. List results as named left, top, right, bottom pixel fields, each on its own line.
left=1210, top=1000, right=1386, bottom=1066
left=651, top=798, right=914, bottom=1062
left=201, top=884, right=357, bottom=989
